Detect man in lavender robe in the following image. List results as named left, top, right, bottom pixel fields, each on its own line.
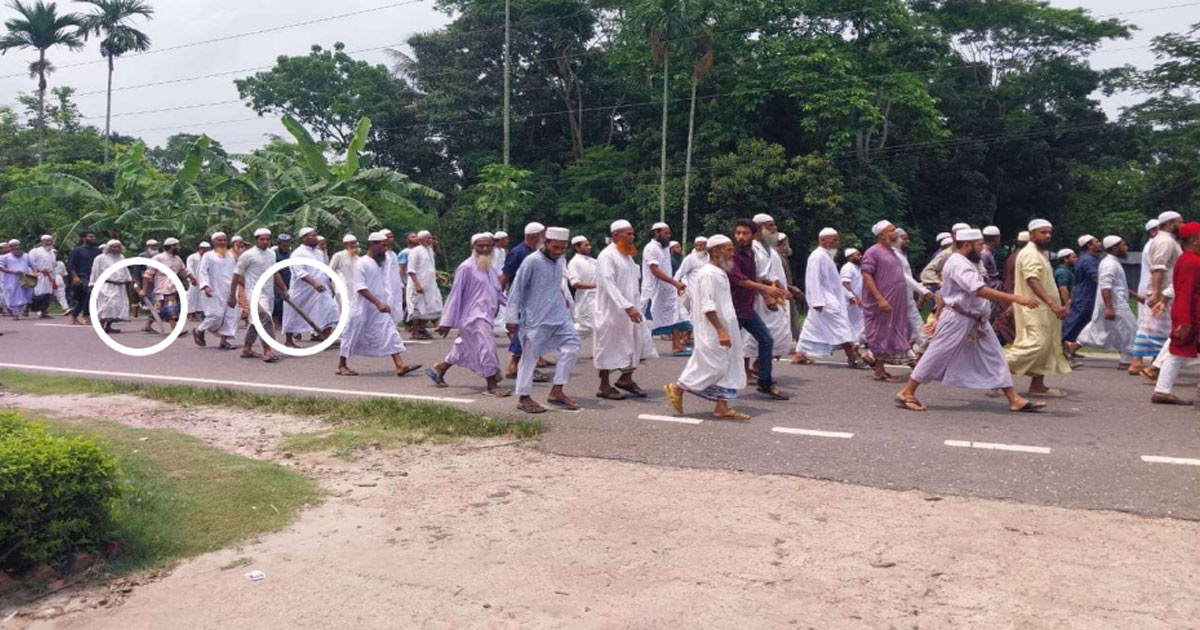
left=0, top=239, right=33, bottom=318
left=427, top=233, right=511, bottom=397
left=894, top=229, right=1046, bottom=413
left=860, top=220, right=912, bottom=382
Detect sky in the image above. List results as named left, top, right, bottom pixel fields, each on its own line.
left=0, top=0, right=1194, bottom=152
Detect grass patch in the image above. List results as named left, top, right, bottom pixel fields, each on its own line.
left=0, top=370, right=545, bottom=457
left=41, top=416, right=321, bottom=574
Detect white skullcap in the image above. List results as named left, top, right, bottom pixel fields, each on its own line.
left=777, top=232, right=788, bottom=240
left=1146, top=219, right=1160, bottom=232
left=571, top=235, right=588, bottom=246
left=935, top=231, right=950, bottom=242
left=367, top=231, right=387, bottom=242
left=871, top=220, right=894, bottom=236
left=1158, top=211, right=1182, bottom=224
left=524, top=222, right=545, bottom=235
left=545, top=227, right=569, bottom=241
left=694, top=236, right=708, bottom=244
left=894, top=228, right=907, bottom=237
left=707, top=234, right=732, bottom=248
left=1028, top=219, right=1052, bottom=231
left=317, top=236, right=327, bottom=242
left=982, top=226, right=1001, bottom=237
left=957, top=228, right=983, bottom=241
left=1102, top=235, right=1123, bottom=250
left=211, top=232, right=227, bottom=240
left=163, top=237, right=180, bottom=247
left=417, top=230, right=432, bottom=239
left=752, top=213, right=774, bottom=224
left=382, top=228, right=394, bottom=235
left=1017, top=231, right=1030, bottom=243
left=145, top=239, right=159, bottom=246
left=6, top=239, right=19, bottom=246
left=342, top=234, right=357, bottom=243
left=939, top=235, right=953, bottom=247
left=1077, top=234, right=1096, bottom=248
left=298, top=227, right=316, bottom=238
left=1056, top=248, right=1074, bottom=260
left=105, top=239, right=121, bottom=247
left=199, top=241, right=211, bottom=248
left=651, top=221, right=669, bottom=232
left=669, top=240, right=680, bottom=248
left=39, top=234, right=51, bottom=241
left=254, top=228, right=271, bottom=238
left=231, top=235, right=245, bottom=243
left=611, top=219, right=633, bottom=233
left=493, top=231, right=508, bottom=240
left=951, top=223, right=970, bottom=232
left=818, top=227, right=838, bottom=238
left=844, top=248, right=860, bottom=258
left=471, top=232, right=493, bottom=245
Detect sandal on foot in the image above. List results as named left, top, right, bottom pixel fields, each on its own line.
left=1010, top=400, right=1046, bottom=413
left=262, top=355, right=280, bottom=363
left=396, top=364, right=422, bottom=378
left=663, top=384, right=683, bottom=415
left=791, top=356, right=816, bottom=365
left=757, top=386, right=790, bottom=400
left=518, top=401, right=547, bottom=414
left=894, top=395, right=926, bottom=412
left=1151, top=393, right=1191, bottom=405
left=873, top=374, right=902, bottom=383
left=1026, top=388, right=1067, bottom=398
left=488, top=389, right=512, bottom=398
left=615, top=382, right=648, bottom=398
left=548, top=397, right=580, bottom=410
left=532, top=370, right=551, bottom=383
left=335, top=368, right=359, bottom=376
left=425, top=367, right=448, bottom=388
left=240, top=351, right=260, bottom=359
left=193, top=330, right=207, bottom=347
left=596, top=388, right=627, bottom=401
left=713, top=409, right=750, bottom=421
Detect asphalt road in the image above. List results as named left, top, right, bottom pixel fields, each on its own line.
left=2, top=316, right=1198, bottom=520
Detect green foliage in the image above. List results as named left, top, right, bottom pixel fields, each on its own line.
left=472, top=163, right=534, bottom=231
left=0, top=410, right=124, bottom=574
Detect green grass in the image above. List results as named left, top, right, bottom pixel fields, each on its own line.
left=41, top=416, right=321, bottom=574
left=0, top=370, right=545, bottom=458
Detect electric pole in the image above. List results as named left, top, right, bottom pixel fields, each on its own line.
left=502, top=0, right=512, bottom=232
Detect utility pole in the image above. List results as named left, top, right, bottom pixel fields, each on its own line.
left=502, top=0, right=512, bottom=232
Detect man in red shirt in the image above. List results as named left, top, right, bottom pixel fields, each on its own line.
left=1153, top=220, right=1200, bottom=405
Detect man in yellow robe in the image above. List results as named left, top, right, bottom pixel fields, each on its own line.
left=1006, top=219, right=1072, bottom=397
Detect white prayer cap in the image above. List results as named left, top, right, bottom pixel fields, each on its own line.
left=610, top=219, right=633, bottom=233
left=651, top=221, right=669, bottom=232
left=211, top=232, right=227, bottom=240
left=39, top=234, right=51, bottom=241
left=669, top=240, right=680, bottom=248
left=1017, top=231, right=1030, bottom=243
left=254, top=228, right=272, bottom=238
left=493, top=230, right=508, bottom=240
left=417, top=230, right=432, bottom=239
left=983, top=226, right=1001, bottom=237
left=707, top=234, right=732, bottom=248
left=894, top=228, right=907, bottom=237
left=935, top=231, right=950, bottom=242
left=163, top=237, right=180, bottom=247
left=7, top=239, right=19, bottom=246
left=298, top=227, right=316, bottom=238
left=571, top=235, right=588, bottom=246
left=777, top=232, right=788, bottom=241
left=1102, top=235, right=1123, bottom=250
left=844, top=248, right=860, bottom=258
left=1146, top=219, right=1160, bottom=232
left=342, top=234, right=357, bottom=243
left=1028, top=219, right=1052, bottom=231
left=752, top=213, right=774, bottom=225
left=199, top=241, right=211, bottom=248
left=231, top=235, right=245, bottom=243
left=957, top=228, right=983, bottom=241
left=694, top=236, right=708, bottom=244
left=1158, top=211, right=1182, bottom=224
left=317, top=236, right=327, bottom=242
left=545, top=227, right=569, bottom=241
left=382, top=228, right=394, bottom=235
left=871, top=220, right=894, bottom=236
left=1056, top=248, right=1074, bottom=259
left=145, top=239, right=159, bottom=246
left=524, top=222, right=545, bottom=235
left=818, top=227, right=838, bottom=238
left=367, top=231, right=387, bottom=242
left=105, top=239, right=121, bottom=248
left=951, top=222, right=970, bottom=232
left=938, top=235, right=953, bottom=247
left=1077, top=234, right=1096, bottom=248
left=471, top=232, right=493, bottom=245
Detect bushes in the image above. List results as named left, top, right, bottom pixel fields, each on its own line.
left=0, top=411, right=124, bottom=575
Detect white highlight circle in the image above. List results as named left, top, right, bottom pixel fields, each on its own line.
left=90, top=256, right=189, bottom=357
left=249, top=256, right=350, bottom=358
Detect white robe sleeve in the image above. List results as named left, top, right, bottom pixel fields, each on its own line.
left=599, top=252, right=633, bottom=311
left=805, top=254, right=826, bottom=309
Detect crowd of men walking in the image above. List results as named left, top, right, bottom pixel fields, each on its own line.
left=5, top=208, right=1198, bottom=416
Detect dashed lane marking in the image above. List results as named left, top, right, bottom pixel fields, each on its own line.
left=638, top=413, right=704, bottom=425
left=945, top=440, right=1051, bottom=454
left=772, top=427, right=854, bottom=439
left=33, top=323, right=86, bottom=328
left=0, top=363, right=477, bottom=404
left=1141, top=455, right=1200, bottom=467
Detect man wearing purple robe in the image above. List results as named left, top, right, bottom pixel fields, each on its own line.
left=860, top=221, right=913, bottom=382
left=894, top=229, right=1046, bottom=413
left=427, top=233, right=512, bottom=397
left=0, top=239, right=34, bottom=318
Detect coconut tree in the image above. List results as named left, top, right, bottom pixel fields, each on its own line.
left=681, top=11, right=715, bottom=248
left=629, top=0, right=686, bottom=223
left=0, top=0, right=83, bottom=164
left=76, top=0, right=153, bottom=164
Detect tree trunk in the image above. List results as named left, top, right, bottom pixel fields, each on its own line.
left=658, top=51, right=669, bottom=223
left=37, top=50, right=46, bottom=165
left=104, top=53, right=114, bottom=164
left=682, top=74, right=698, bottom=250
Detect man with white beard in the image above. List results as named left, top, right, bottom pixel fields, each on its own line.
left=673, top=236, right=709, bottom=321
left=795, top=228, right=861, bottom=367
left=567, top=235, right=598, bottom=341
left=28, top=235, right=58, bottom=318
left=88, top=240, right=131, bottom=334
left=596, top=220, right=659, bottom=400
left=841, top=247, right=865, bottom=343
left=744, top=214, right=795, bottom=370
left=329, top=235, right=360, bottom=313
left=405, top=230, right=443, bottom=339
left=185, top=241, right=210, bottom=321
left=283, top=227, right=339, bottom=347
left=337, top=232, right=422, bottom=378
left=194, top=232, right=239, bottom=350
left=641, top=222, right=690, bottom=356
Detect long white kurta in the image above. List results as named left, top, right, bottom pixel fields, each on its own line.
left=840, top=261, right=865, bottom=341
left=198, top=250, right=238, bottom=337
left=678, top=263, right=747, bottom=395
left=283, top=244, right=339, bottom=334
left=89, top=253, right=130, bottom=321
left=796, top=247, right=856, bottom=355
left=28, top=246, right=56, bottom=296
left=641, top=240, right=683, bottom=329
left=340, top=256, right=406, bottom=358
left=594, top=243, right=659, bottom=370
left=405, top=245, right=443, bottom=321
left=381, top=250, right=404, bottom=324
left=895, top=246, right=929, bottom=345
left=567, top=254, right=598, bottom=335
left=1078, top=254, right=1138, bottom=360
left=744, top=241, right=793, bottom=358
left=491, top=247, right=508, bottom=334
left=185, top=252, right=204, bottom=313
left=674, top=250, right=709, bottom=318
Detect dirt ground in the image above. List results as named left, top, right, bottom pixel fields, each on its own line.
left=3, top=392, right=1200, bottom=630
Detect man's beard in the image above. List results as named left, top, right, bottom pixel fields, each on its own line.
left=1035, top=241, right=1050, bottom=251
left=616, top=240, right=638, bottom=257
left=656, top=236, right=671, bottom=247
left=823, top=246, right=837, bottom=258
left=372, top=250, right=387, bottom=264
left=761, top=230, right=779, bottom=248
left=966, top=251, right=982, bottom=263
left=719, top=259, right=734, bottom=271
left=474, top=253, right=492, bottom=270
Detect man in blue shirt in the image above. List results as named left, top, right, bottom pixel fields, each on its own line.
left=500, top=222, right=549, bottom=381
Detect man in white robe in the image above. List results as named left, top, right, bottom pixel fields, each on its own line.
left=491, top=231, right=510, bottom=334
left=673, top=236, right=709, bottom=320
left=381, top=230, right=405, bottom=326
left=89, top=240, right=131, bottom=333
left=283, top=227, right=340, bottom=346
left=641, top=222, right=690, bottom=355
left=338, top=232, right=421, bottom=377
left=595, top=220, right=659, bottom=400
left=841, top=248, right=865, bottom=342
left=329, top=235, right=360, bottom=315
left=53, top=258, right=69, bottom=311
left=795, top=228, right=861, bottom=366
left=1078, top=236, right=1140, bottom=366
left=28, top=235, right=58, bottom=317
left=567, top=235, right=598, bottom=341
left=894, top=228, right=932, bottom=352
left=744, top=215, right=795, bottom=368
left=230, top=229, right=289, bottom=363
left=405, top=229, right=443, bottom=337
left=194, top=232, right=239, bottom=349
left=1129, top=219, right=1161, bottom=375
left=185, top=242, right=210, bottom=321
left=664, top=235, right=749, bottom=420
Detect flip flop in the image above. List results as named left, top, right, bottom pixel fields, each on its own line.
left=615, top=382, right=648, bottom=398
left=335, top=368, right=359, bottom=376
left=240, top=352, right=260, bottom=359
left=894, top=395, right=926, bottom=412
left=425, top=367, right=448, bottom=388
left=1151, top=393, right=1191, bottom=405
left=596, top=388, right=627, bottom=401
left=1026, top=389, right=1067, bottom=398
left=488, top=389, right=512, bottom=398
left=757, top=386, right=790, bottom=400
left=671, top=349, right=693, bottom=357
left=873, top=374, right=902, bottom=383
left=548, top=397, right=581, bottom=410
left=713, top=410, right=750, bottom=421
left=396, top=364, right=423, bottom=378
left=1009, top=400, right=1046, bottom=413
left=262, top=355, right=280, bottom=364
left=791, top=356, right=816, bottom=365
left=518, top=401, right=547, bottom=414
left=663, top=384, right=683, bottom=415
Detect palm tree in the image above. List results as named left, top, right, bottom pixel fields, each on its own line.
left=77, top=0, right=153, bottom=164
left=0, top=0, right=83, bottom=164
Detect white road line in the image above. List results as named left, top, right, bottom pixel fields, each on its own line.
left=34, top=323, right=86, bottom=328
left=1141, top=455, right=1200, bottom=467
left=638, top=413, right=704, bottom=425
left=0, top=363, right=477, bottom=404
left=772, top=427, right=854, bottom=439
left=944, top=440, right=1051, bottom=454
left=404, top=340, right=434, bottom=345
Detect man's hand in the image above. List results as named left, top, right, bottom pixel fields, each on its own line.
left=138, top=289, right=147, bottom=299
left=308, top=279, right=326, bottom=293
left=767, top=287, right=788, bottom=300
left=72, top=276, right=81, bottom=286
left=877, top=298, right=892, bottom=313
left=813, top=305, right=824, bottom=313
left=1104, top=306, right=1116, bottom=321
left=436, top=326, right=450, bottom=337
left=717, top=329, right=731, bottom=347
left=376, top=302, right=392, bottom=314
left=414, top=283, right=425, bottom=294
left=203, top=287, right=213, bottom=298
left=227, top=296, right=237, bottom=309
left=848, top=297, right=860, bottom=307
left=1133, top=293, right=1146, bottom=305
left=1052, top=304, right=1069, bottom=320
left=506, top=322, right=519, bottom=335
left=1015, top=296, right=1039, bottom=309
left=1174, top=325, right=1194, bottom=341
left=1148, top=292, right=1163, bottom=309
left=625, top=306, right=643, bottom=323
left=1152, top=301, right=1167, bottom=318
left=675, top=282, right=686, bottom=297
